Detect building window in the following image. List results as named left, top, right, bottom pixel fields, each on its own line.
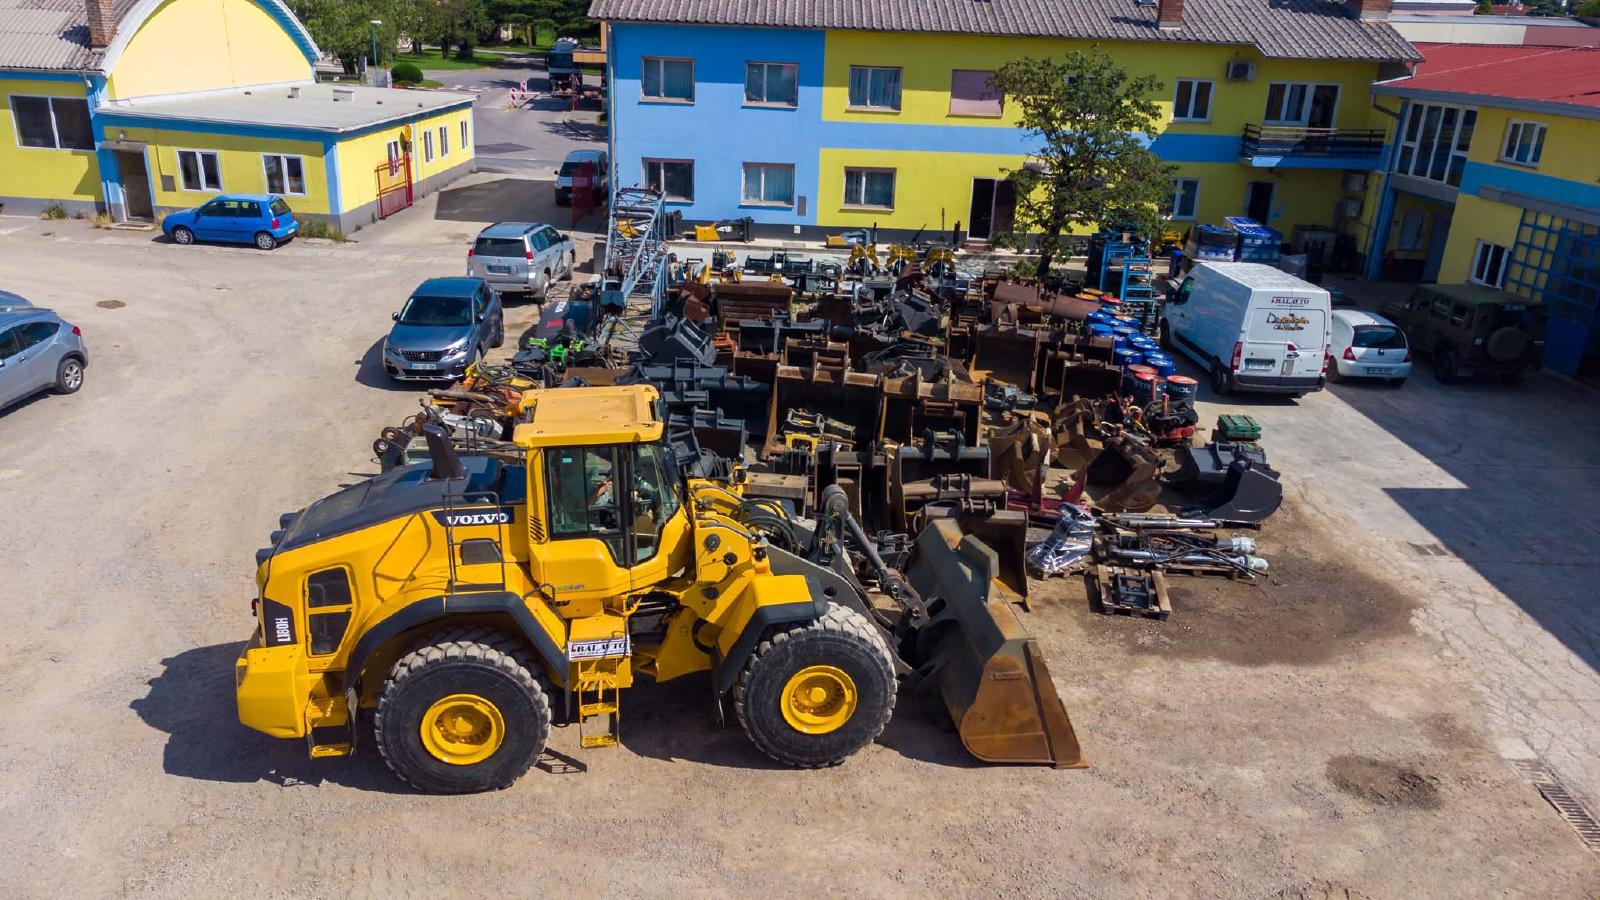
left=422, top=129, right=434, bottom=163
left=949, top=70, right=1001, bottom=117
left=439, top=125, right=449, bottom=158
left=843, top=168, right=895, bottom=209
left=1394, top=103, right=1475, bottom=188
left=177, top=150, right=222, bottom=192
left=1263, top=82, right=1339, bottom=126
left=644, top=158, right=693, bottom=202
left=459, top=119, right=469, bottom=150
left=744, top=62, right=798, bottom=107
left=742, top=163, right=794, bottom=207
left=848, top=66, right=901, bottom=111
left=1172, top=79, right=1213, bottom=122
left=1500, top=120, right=1546, bottom=168
left=11, top=95, right=93, bottom=150
left=642, top=57, right=694, bottom=102
left=1171, top=178, right=1200, bottom=220
left=1504, top=210, right=1600, bottom=339
left=262, top=154, right=306, bottom=195
left=1472, top=241, right=1508, bottom=287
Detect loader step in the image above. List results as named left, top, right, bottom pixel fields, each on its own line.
left=579, top=731, right=619, bottom=749
left=309, top=742, right=353, bottom=758
left=579, top=702, right=618, bottom=718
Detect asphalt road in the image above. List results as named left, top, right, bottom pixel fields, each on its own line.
left=425, top=60, right=605, bottom=175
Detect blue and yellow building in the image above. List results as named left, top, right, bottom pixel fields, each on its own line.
left=591, top=0, right=1418, bottom=243
left=0, top=0, right=477, bottom=230
left=1360, top=43, right=1600, bottom=376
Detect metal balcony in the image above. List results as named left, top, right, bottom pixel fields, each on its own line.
left=1239, top=124, right=1386, bottom=168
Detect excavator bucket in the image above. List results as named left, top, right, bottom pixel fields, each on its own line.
left=902, top=519, right=1086, bottom=768
left=1082, top=433, right=1163, bottom=512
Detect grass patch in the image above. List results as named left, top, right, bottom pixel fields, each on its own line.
left=40, top=203, right=67, bottom=220
left=91, top=213, right=112, bottom=229
left=397, top=79, right=445, bottom=89
left=395, top=50, right=502, bottom=71
left=297, top=219, right=347, bottom=242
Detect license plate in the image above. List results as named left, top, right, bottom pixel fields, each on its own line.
left=1366, top=366, right=1394, bottom=375
left=488, top=265, right=512, bottom=274
left=409, top=362, right=438, bottom=371
left=1245, top=359, right=1273, bottom=372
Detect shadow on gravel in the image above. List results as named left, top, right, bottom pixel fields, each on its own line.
left=355, top=337, right=432, bottom=392
left=131, top=642, right=411, bottom=793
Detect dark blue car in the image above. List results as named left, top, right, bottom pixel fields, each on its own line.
left=163, top=194, right=299, bottom=250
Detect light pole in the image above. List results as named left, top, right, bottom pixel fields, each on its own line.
left=369, top=20, right=382, bottom=75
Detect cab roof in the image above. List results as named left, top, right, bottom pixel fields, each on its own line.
left=513, top=385, right=663, bottom=447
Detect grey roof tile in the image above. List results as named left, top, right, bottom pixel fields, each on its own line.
left=0, top=0, right=145, bottom=72
left=587, top=0, right=1421, bottom=61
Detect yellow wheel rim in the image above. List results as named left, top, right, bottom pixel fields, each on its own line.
left=779, top=665, right=858, bottom=735
left=419, top=693, right=505, bottom=765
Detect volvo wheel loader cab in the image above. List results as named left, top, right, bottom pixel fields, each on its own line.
left=236, top=384, right=1082, bottom=793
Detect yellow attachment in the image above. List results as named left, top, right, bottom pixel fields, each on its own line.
left=616, top=220, right=641, bottom=239
left=419, top=693, right=506, bottom=765
left=694, top=224, right=720, bottom=241
left=780, top=665, right=858, bottom=735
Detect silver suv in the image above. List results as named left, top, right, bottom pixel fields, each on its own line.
left=466, top=222, right=576, bottom=301
left=0, top=291, right=88, bottom=411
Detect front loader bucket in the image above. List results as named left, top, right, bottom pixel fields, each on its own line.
left=903, top=519, right=1086, bottom=768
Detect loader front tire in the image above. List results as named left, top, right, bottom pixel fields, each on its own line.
left=374, top=626, right=551, bottom=794
left=733, top=602, right=895, bottom=768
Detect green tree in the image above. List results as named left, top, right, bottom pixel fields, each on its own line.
left=989, top=48, right=1177, bottom=276
left=1474, top=0, right=1493, bottom=13
left=288, top=0, right=405, bottom=72
left=1576, top=0, right=1600, bottom=16
left=1521, top=0, right=1565, bottom=15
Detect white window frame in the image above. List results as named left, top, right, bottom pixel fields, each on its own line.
left=741, top=162, right=795, bottom=208
left=1499, top=119, right=1546, bottom=168
left=641, top=56, right=695, bottom=103
left=744, top=61, right=799, bottom=108
left=643, top=157, right=694, bottom=202
left=260, top=153, right=306, bottom=196
left=9, top=94, right=93, bottom=151
left=1471, top=241, right=1509, bottom=288
left=459, top=119, right=469, bottom=151
left=422, top=129, right=434, bottom=164
left=847, top=66, right=902, bottom=112
left=439, top=125, right=450, bottom=158
left=1263, top=82, right=1339, bottom=126
left=1171, top=79, right=1213, bottom=123
left=842, top=167, right=895, bottom=210
left=1393, top=102, right=1475, bottom=187
left=1171, top=178, right=1201, bottom=221
left=176, top=149, right=223, bottom=192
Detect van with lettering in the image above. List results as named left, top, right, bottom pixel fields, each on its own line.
left=1159, top=262, right=1332, bottom=397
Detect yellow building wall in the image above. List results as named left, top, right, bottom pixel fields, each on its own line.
left=333, top=108, right=476, bottom=214
left=113, top=125, right=329, bottom=213
left=0, top=78, right=100, bottom=204
left=106, top=0, right=311, bottom=102
left=1437, top=193, right=1521, bottom=284
left=820, top=31, right=1383, bottom=132
left=1465, top=106, right=1598, bottom=186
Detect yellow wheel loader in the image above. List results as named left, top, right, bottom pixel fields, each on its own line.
left=236, top=385, right=1083, bottom=793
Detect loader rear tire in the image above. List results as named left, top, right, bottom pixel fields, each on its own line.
left=374, top=626, right=551, bottom=794
left=733, top=602, right=895, bottom=768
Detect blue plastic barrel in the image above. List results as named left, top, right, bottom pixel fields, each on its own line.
left=1142, top=352, right=1177, bottom=376
left=1087, top=323, right=1114, bottom=338
left=1113, top=348, right=1142, bottom=369
left=1129, top=335, right=1159, bottom=353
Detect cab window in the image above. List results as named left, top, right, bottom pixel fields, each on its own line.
left=629, top=444, right=681, bottom=563
left=1449, top=303, right=1473, bottom=329
left=305, top=568, right=353, bottom=656
left=545, top=446, right=625, bottom=561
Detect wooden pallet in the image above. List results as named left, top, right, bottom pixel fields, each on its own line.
left=1090, top=565, right=1172, bottom=620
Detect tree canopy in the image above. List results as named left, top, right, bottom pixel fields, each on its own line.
left=989, top=48, right=1177, bottom=275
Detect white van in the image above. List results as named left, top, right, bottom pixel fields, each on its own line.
left=1159, top=262, right=1332, bottom=397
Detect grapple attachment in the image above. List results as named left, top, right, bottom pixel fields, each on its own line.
left=903, top=519, right=1086, bottom=768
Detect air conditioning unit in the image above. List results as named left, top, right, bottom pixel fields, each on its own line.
left=1343, top=172, right=1369, bottom=193
left=1338, top=197, right=1363, bottom=219
left=1226, top=61, right=1255, bottom=82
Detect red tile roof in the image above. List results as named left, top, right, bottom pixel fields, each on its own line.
left=1385, top=42, right=1600, bottom=111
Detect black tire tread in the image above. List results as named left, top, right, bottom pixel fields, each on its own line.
left=374, top=625, right=550, bottom=793
left=732, top=602, right=895, bottom=768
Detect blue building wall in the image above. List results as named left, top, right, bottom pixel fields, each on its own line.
left=609, top=23, right=827, bottom=228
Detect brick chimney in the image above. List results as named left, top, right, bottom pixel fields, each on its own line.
left=86, top=0, right=117, bottom=49
left=1157, top=0, right=1184, bottom=29
left=1352, top=0, right=1391, bottom=20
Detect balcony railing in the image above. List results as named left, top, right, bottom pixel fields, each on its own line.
left=1240, top=124, right=1385, bottom=160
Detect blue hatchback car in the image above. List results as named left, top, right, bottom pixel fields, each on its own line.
left=163, top=194, right=298, bottom=250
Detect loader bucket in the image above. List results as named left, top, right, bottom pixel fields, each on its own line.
left=1191, top=459, right=1283, bottom=524
left=1082, top=434, right=1163, bottom=512
left=903, top=519, right=1086, bottom=768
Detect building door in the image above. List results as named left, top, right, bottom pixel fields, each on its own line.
left=1422, top=213, right=1451, bottom=282
left=968, top=178, right=1016, bottom=242
left=1245, top=181, right=1274, bottom=223
left=115, top=150, right=154, bottom=221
